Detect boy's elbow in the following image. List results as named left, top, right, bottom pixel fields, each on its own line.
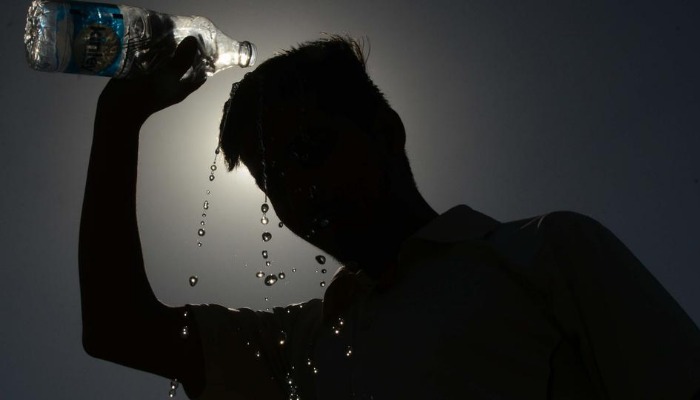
left=81, top=325, right=114, bottom=361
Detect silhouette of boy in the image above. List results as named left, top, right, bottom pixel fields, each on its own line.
left=80, top=36, right=700, bottom=399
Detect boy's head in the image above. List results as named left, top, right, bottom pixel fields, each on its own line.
left=218, top=36, right=415, bottom=263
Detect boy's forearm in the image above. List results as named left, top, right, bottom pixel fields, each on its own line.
left=79, top=101, right=161, bottom=348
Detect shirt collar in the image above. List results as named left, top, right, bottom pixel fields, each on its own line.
left=322, top=205, right=500, bottom=323
left=409, top=204, right=501, bottom=244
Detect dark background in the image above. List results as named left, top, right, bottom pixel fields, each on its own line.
left=2, top=0, right=699, bottom=398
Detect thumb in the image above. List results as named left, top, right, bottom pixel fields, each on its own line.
left=169, top=36, right=201, bottom=76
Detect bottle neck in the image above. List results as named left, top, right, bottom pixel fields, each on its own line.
left=169, top=15, right=256, bottom=73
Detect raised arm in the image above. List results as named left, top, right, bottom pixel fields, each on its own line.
left=79, top=37, right=206, bottom=395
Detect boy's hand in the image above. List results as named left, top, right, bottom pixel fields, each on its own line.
left=98, top=36, right=207, bottom=122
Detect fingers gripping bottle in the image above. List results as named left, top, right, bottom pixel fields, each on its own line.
left=24, top=0, right=256, bottom=78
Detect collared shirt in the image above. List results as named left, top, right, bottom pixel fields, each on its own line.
left=187, top=206, right=700, bottom=399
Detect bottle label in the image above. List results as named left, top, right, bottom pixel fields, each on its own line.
left=64, top=1, right=125, bottom=76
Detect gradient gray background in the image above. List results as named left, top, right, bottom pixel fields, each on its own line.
left=2, top=0, right=699, bottom=398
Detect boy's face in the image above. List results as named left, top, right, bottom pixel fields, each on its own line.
left=238, top=102, right=389, bottom=263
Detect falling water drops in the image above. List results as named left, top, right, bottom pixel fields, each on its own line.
left=203, top=201, right=209, bottom=210
left=209, top=174, right=215, bottom=181
left=261, top=203, right=270, bottom=213
left=320, top=281, right=326, bottom=287
left=278, top=331, right=287, bottom=346
left=261, top=216, right=269, bottom=225
left=315, top=255, right=326, bottom=264
left=202, top=213, right=207, bottom=218
left=256, top=271, right=265, bottom=278
left=168, top=379, right=179, bottom=398
left=264, top=274, right=278, bottom=286
left=197, top=241, right=202, bottom=247
left=189, top=276, right=198, bottom=286
left=197, top=228, right=206, bottom=237
left=262, top=250, right=268, bottom=259
left=321, top=268, right=327, bottom=274
left=206, top=190, right=211, bottom=195
left=345, top=346, right=353, bottom=357
left=200, top=221, right=205, bottom=226
left=210, top=165, right=217, bottom=171
left=262, top=232, right=272, bottom=242
left=279, top=272, right=286, bottom=279
left=180, top=326, right=189, bottom=339
left=292, top=268, right=297, bottom=273
left=278, top=221, right=284, bottom=228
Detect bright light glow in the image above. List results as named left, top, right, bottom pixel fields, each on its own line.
left=239, top=52, right=249, bottom=66
left=218, top=52, right=233, bottom=66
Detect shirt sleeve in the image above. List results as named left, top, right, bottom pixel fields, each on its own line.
left=543, top=212, right=700, bottom=399
left=185, top=299, right=323, bottom=400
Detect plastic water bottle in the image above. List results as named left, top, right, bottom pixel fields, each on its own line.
left=24, top=0, right=256, bottom=78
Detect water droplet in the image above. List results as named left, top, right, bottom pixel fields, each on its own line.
left=264, top=274, right=278, bottom=286
left=315, top=255, right=326, bottom=264
left=261, top=203, right=270, bottom=213
left=338, top=317, right=345, bottom=326
left=256, top=271, right=265, bottom=278
left=265, top=297, right=269, bottom=301
left=278, top=331, right=287, bottom=346
left=292, top=268, right=297, bottom=273
left=345, top=345, right=353, bottom=357
left=278, top=221, right=284, bottom=228
left=306, top=359, right=312, bottom=366
left=279, top=272, right=286, bottom=279
left=210, top=164, right=217, bottom=171
left=209, top=174, right=215, bottom=181
left=170, top=379, right=179, bottom=390
left=255, top=351, right=261, bottom=358
left=313, top=367, right=318, bottom=374
left=262, top=250, right=268, bottom=259
left=197, top=241, right=202, bottom=247
left=321, top=268, right=327, bottom=274
left=206, top=190, right=211, bottom=195
left=333, top=326, right=340, bottom=335
left=180, top=326, right=189, bottom=339
left=197, top=228, right=206, bottom=237
left=320, top=281, right=326, bottom=287
left=189, top=276, right=198, bottom=286
left=262, top=232, right=272, bottom=242
left=261, top=216, right=269, bottom=225
left=202, top=213, right=207, bottom=218
left=203, top=201, right=209, bottom=210
left=200, top=221, right=205, bottom=226
left=183, top=311, right=189, bottom=318
left=265, top=261, right=271, bottom=267
left=215, top=147, right=220, bottom=155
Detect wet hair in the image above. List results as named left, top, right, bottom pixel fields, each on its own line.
left=218, top=35, right=392, bottom=171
